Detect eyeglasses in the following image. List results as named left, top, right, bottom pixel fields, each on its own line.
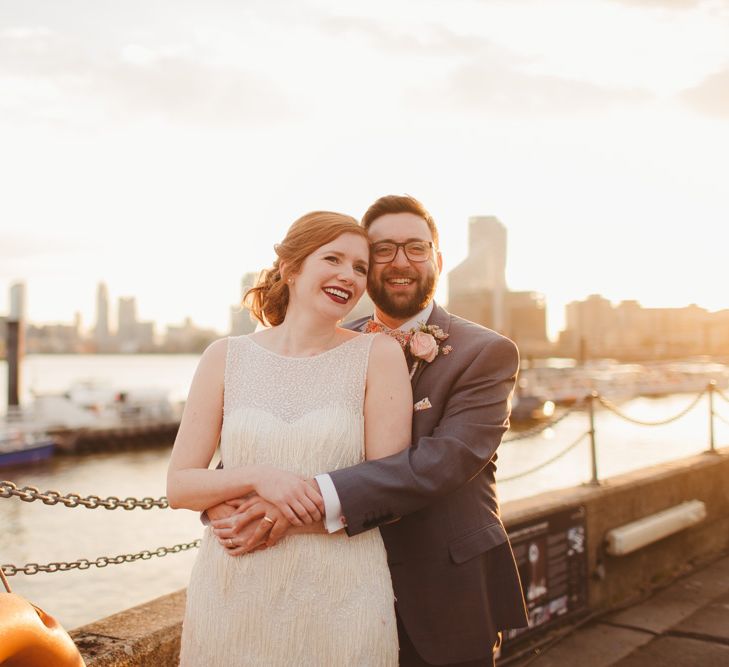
left=370, top=241, right=434, bottom=264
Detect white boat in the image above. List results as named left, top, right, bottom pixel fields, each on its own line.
left=519, top=360, right=729, bottom=405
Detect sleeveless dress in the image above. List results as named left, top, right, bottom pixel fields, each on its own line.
left=179, top=334, right=398, bottom=666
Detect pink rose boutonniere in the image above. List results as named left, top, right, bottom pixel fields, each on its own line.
left=410, top=331, right=438, bottom=363
left=408, top=323, right=452, bottom=376
left=365, top=320, right=453, bottom=378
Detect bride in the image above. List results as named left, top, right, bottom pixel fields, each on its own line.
left=167, top=211, right=412, bottom=665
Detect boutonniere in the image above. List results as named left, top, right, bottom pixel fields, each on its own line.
left=408, top=323, right=452, bottom=378
left=365, top=321, right=453, bottom=379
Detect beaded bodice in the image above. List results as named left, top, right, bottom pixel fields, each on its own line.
left=220, top=333, right=375, bottom=476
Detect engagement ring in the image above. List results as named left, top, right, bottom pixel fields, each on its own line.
left=262, top=516, right=275, bottom=525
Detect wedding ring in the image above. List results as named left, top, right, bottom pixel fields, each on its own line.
left=262, top=516, right=275, bottom=526
left=227, top=538, right=234, bottom=547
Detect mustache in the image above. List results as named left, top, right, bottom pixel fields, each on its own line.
left=380, top=271, right=419, bottom=280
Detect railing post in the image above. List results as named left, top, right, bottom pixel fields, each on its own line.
left=588, top=391, right=599, bottom=485
left=0, top=566, right=11, bottom=593
left=708, top=381, right=716, bottom=454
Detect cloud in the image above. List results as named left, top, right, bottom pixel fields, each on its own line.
left=317, top=15, right=651, bottom=117
left=319, top=15, right=528, bottom=65
left=0, top=234, right=84, bottom=260
left=0, top=26, right=292, bottom=126
left=0, top=234, right=87, bottom=281
left=680, top=66, right=729, bottom=117
left=608, top=0, right=702, bottom=8
left=438, top=62, right=652, bottom=117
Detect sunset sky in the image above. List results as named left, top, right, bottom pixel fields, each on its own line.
left=1, top=0, right=727, bottom=339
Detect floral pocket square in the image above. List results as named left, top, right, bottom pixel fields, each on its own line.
left=414, top=397, right=432, bottom=412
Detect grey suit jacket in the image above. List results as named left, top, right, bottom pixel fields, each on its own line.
left=336, top=303, right=528, bottom=664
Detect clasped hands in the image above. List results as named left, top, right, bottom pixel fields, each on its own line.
left=210, top=476, right=323, bottom=556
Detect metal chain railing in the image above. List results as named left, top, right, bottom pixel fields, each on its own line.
left=500, top=431, right=590, bottom=483
left=0, top=481, right=169, bottom=510
left=1, top=383, right=724, bottom=583
left=597, top=390, right=706, bottom=427
left=715, top=412, right=729, bottom=427
left=713, top=384, right=729, bottom=404
left=504, top=403, right=583, bottom=442
left=501, top=381, right=725, bottom=485
left=712, top=405, right=729, bottom=427
left=1, top=539, right=200, bottom=577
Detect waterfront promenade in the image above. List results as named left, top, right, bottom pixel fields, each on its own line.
left=508, top=551, right=729, bottom=666
left=64, top=447, right=729, bottom=666
left=69, top=550, right=729, bottom=666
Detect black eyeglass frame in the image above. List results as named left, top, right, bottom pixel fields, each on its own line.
left=369, top=240, right=435, bottom=264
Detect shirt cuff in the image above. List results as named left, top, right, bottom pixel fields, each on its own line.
left=314, top=473, right=346, bottom=533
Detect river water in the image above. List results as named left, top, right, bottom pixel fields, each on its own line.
left=1, top=355, right=728, bottom=630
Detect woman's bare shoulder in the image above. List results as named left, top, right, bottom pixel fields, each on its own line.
left=195, top=337, right=228, bottom=377
left=368, top=332, right=407, bottom=369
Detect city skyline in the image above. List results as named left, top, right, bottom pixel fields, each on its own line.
left=3, top=250, right=727, bottom=346
left=1, top=1, right=728, bottom=338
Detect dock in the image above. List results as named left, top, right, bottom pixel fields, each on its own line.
left=49, top=419, right=180, bottom=453
left=508, top=551, right=729, bottom=665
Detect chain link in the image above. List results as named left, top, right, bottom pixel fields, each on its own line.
left=597, top=390, right=706, bottom=427
left=0, top=481, right=169, bottom=510
left=712, top=407, right=729, bottom=427
left=499, top=431, right=590, bottom=483
left=1, top=540, right=200, bottom=577
left=714, top=385, right=729, bottom=405
left=505, top=402, right=584, bottom=442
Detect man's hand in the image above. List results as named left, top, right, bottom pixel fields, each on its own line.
left=212, top=497, right=292, bottom=554
left=205, top=498, right=246, bottom=524
left=254, top=465, right=324, bottom=526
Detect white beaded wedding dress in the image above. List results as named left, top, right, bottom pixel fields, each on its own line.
left=179, top=333, right=398, bottom=666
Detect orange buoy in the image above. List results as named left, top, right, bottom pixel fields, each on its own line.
left=0, top=592, right=85, bottom=666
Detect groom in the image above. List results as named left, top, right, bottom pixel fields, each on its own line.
left=211, top=195, right=528, bottom=665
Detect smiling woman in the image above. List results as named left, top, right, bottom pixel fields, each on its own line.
left=168, top=208, right=411, bottom=665
left=243, top=211, right=368, bottom=327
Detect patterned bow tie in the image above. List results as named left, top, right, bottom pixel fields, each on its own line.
left=365, top=320, right=395, bottom=334
left=364, top=320, right=412, bottom=356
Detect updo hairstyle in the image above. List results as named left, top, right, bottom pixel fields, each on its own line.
left=245, top=211, right=367, bottom=326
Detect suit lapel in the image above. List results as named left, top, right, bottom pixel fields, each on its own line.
left=410, top=303, right=451, bottom=388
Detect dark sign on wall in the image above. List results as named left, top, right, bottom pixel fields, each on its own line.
left=500, top=505, right=588, bottom=656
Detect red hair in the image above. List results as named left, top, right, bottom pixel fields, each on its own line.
left=245, top=211, right=367, bottom=326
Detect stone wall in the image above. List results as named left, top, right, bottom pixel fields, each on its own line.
left=503, top=449, right=729, bottom=610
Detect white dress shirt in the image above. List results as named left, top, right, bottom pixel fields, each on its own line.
left=315, top=301, right=434, bottom=532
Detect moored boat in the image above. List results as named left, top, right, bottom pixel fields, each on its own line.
left=0, top=429, right=55, bottom=467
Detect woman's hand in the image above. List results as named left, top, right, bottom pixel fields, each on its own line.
left=212, top=497, right=291, bottom=555
left=253, top=465, right=324, bottom=526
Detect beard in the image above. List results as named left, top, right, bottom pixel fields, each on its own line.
left=367, top=269, right=437, bottom=320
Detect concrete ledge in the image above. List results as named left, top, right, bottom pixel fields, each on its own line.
left=70, top=590, right=185, bottom=666
left=501, top=448, right=729, bottom=609
left=71, top=447, right=729, bottom=666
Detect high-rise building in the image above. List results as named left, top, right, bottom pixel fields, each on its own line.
left=9, top=282, right=26, bottom=321
left=94, top=282, right=111, bottom=351
left=448, top=216, right=507, bottom=331
left=558, top=296, right=710, bottom=359
left=165, top=317, right=217, bottom=353
left=230, top=272, right=259, bottom=335
left=504, top=291, right=549, bottom=356
left=117, top=296, right=138, bottom=349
